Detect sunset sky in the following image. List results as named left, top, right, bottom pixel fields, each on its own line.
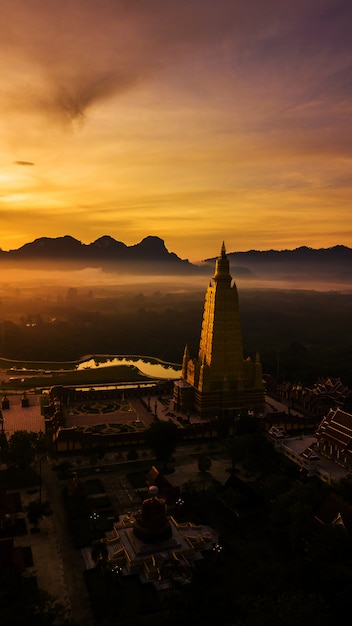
left=1, top=0, right=351, bottom=262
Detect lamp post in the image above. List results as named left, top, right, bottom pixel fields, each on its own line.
left=90, top=511, right=100, bottom=534
left=176, top=496, right=184, bottom=511
left=212, top=541, right=223, bottom=564
left=111, top=564, right=123, bottom=585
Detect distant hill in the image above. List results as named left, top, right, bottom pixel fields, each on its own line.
left=205, top=245, right=352, bottom=285
left=0, top=236, right=351, bottom=283
left=0, top=235, right=202, bottom=275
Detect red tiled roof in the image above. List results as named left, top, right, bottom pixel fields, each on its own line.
left=316, top=408, right=352, bottom=448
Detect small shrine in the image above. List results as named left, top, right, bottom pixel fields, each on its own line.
left=82, top=485, right=218, bottom=589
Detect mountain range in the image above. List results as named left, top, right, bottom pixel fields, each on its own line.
left=1, top=235, right=351, bottom=283
left=0, top=235, right=194, bottom=274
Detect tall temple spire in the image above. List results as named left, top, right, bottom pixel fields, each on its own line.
left=173, top=243, right=264, bottom=419
left=198, top=242, right=243, bottom=383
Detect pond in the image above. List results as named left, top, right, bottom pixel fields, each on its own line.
left=76, top=355, right=182, bottom=379
left=5, top=354, right=182, bottom=380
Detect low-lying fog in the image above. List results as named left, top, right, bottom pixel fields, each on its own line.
left=0, top=268, right=205, bottom=291
left=0, top=267, right=350, bottom=295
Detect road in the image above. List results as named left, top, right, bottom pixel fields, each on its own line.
left=41, top=461, right=95, bottom=626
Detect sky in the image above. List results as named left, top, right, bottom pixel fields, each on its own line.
left=0, top=0, right=351, bottom=262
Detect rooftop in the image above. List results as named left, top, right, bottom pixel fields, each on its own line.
left=1, top=393, right=44, bottom=437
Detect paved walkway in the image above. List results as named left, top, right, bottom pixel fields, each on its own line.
left=13, top=463, right=95, bottom=625
left=14, top=484, right=70, bottom=608
left=41, top=462, right=95, bottom=626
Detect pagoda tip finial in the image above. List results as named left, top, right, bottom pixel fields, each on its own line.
left=213, top=241, right=231, bottom=283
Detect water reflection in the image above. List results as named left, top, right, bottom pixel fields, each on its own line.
left=76, top=356, right=181, bottom=379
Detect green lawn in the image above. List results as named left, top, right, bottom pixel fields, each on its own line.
left=1, top=364, right=151, bottom=390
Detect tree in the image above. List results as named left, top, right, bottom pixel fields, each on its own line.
left=144, top=420, right=182, bottom=471
left=7, top=430, right=37, bottom=470
left=35, top=431, right=54, bottom=459
left=198, top=455, right=212, bottom=490
left=334, top=474, right=352, bottom=504
left=222, top=433, right=278, bottom=478
left=26, top=499, right=52, bottom=532
left=94, top=443, right=106, bottom=465
left=34, top=431, right=53, bottom=501
left=0, top=430, right=9, bottom=465
left=91, top=538, right=109, bottom=572
left=270, top=479, right=328, bottom=553
left=127, top=448, right=139, bottom=461
left=308, top=523, right=352, bottom=566
left=235, top=411, right=259, bottom=435
left=238, top=590, right=329, bottom=626
left=181, top=479, right=197, bottom=500
left=0, top=577, right=76, bottom=626
left=287, top=500, right=314, bottom=553
left=197, top=455, right=212, bottom=473
left=66, top=287, right=78, bottom=300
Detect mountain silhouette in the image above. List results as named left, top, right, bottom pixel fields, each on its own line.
left=206, top=245, right=352, bottom=284
left=0, top=236, right=351, bottom=282
left=0, top=235, right=200, bottom=274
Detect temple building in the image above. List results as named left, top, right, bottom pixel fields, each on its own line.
left=315, top=407, right=352, bottom=471
left=174, top=243, right=265, bottom=419
left=82, top=486, right=218, bottom=589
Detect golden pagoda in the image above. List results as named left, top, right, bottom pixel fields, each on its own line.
left=174, top=243, right=264, bottom=418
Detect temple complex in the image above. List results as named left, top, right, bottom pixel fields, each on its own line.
left=174, top=243, right=265, bottom=418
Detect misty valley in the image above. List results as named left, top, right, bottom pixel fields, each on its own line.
left=0, top=271, right=351, bottom=387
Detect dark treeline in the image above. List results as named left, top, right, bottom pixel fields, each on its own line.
left=0, top=281, right=351, bottom=386
left=239, top=289, right=352, bottom=386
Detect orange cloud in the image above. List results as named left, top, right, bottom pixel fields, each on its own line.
left=0, top=0, right=351, bottom=259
